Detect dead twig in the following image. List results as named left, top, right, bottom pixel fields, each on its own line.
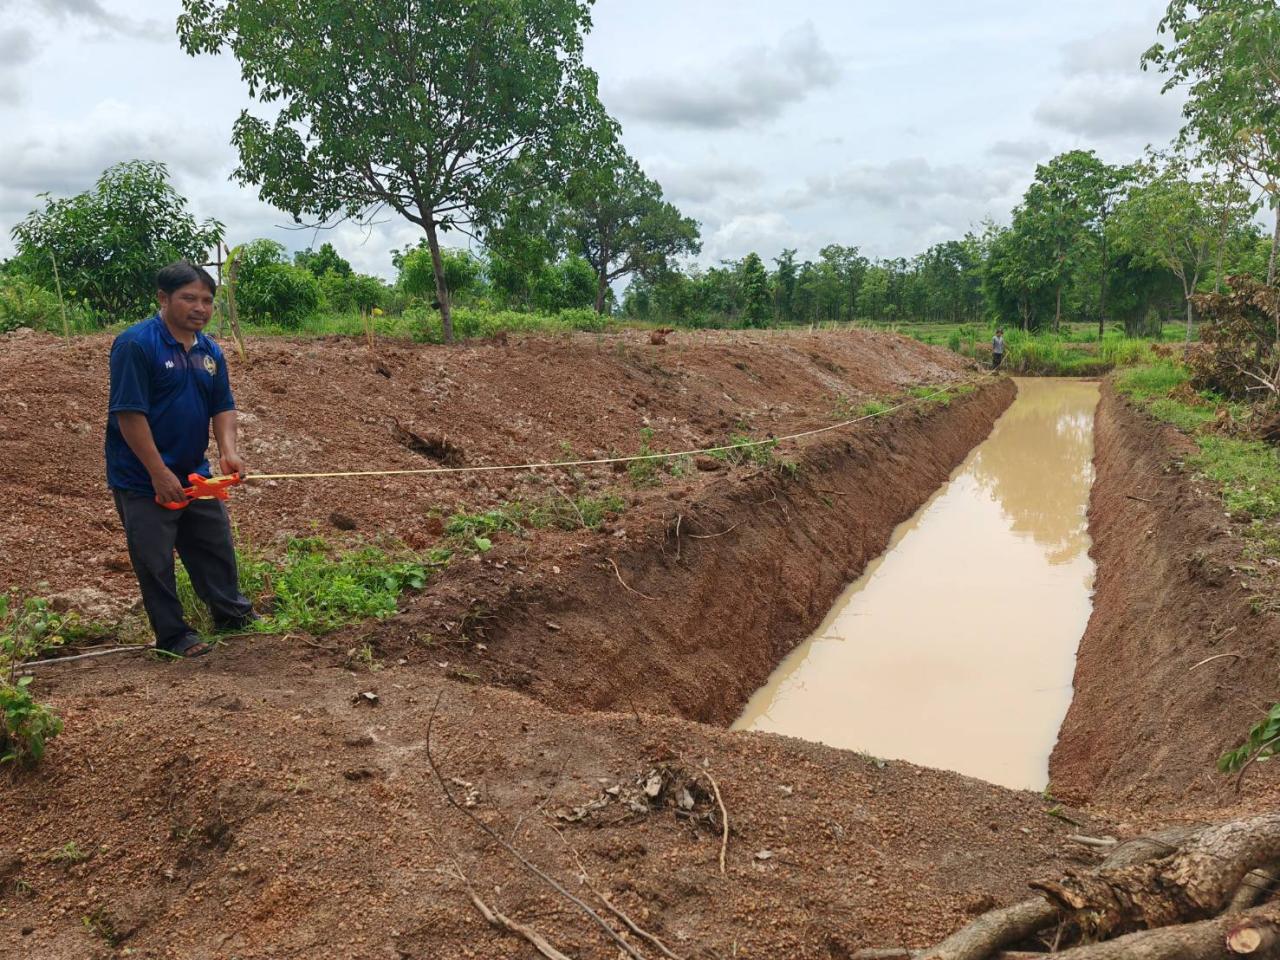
left=1190, top=652, right=1242, bottom=671
left=424, top=693, right=648, bottom=960
left=551, top=826, right=689, bottom=960
left=451, top=864, right=575, bottom=960
left=700, top=768, right=729, bottom=876
left=688, top=521, right=743, bottom=540
left=1125, top=494, right=1155, bottom=503
left=23, top=645, right=148, bottom=668
left=609, top=558, right=656, bottom=602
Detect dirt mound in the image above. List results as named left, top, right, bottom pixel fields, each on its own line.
left=1, top=640, right=1108, bottom=959
left=0, top=328, right=1110, bottom=958
left=0, top=326, right=969, bottom=606
left=1051, top=382, right=1280, bottom=809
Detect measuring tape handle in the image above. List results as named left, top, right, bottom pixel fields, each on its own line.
left=156, top=473, right=242, bottom=510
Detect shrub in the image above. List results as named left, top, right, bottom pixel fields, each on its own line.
left=1189, top=277, right=1279, bottom=400
left=0, top=276, right=70, bottom=333
left=0, top=677, right=64, bottom=768
left=237, top=262, right=322, bottom=328
left=319, top=270, right=386, bottom=313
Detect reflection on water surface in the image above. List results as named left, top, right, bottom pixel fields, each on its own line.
left=733, top=379, right=1100, bottom=791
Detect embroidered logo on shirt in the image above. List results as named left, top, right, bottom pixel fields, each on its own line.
left=165, top=360, right=175, bottom=369
left=203, top=355, right=217, bottom=376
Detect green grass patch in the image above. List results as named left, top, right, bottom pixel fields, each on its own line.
left=1116, top=360, right=1280, bottom=534
left=444, top=491, right=626, bottom=551
left=1191, top=437, right=1280, bottom=521
left=709, top=433, right=778, bottom=467
left=178, top=536, right=440, bottom=636
left=857, top=399, right=894, bottom=417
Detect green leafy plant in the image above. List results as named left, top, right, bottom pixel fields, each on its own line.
left=1, top=677, right=64, bottom=768
left=710, top=433, right=777, bottom=467
left=1220, top=702, right=1280, bottom=780
left=177, top=537, right=434, bottom=636
left=1, top=594, right=73, bottom=681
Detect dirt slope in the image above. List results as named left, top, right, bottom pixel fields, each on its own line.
left=0, top=326, right=966, bottom=608
left=355, top=378, right=1016, bottom=725
left=2, top=635, right=1110, bottom=960
left=1051, top=382, right=1280, bottom=809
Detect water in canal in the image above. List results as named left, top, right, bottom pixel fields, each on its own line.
left=734, top=378, right=1099, bottom=791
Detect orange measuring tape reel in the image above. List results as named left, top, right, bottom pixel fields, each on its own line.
left=157, top=473, right=243, bottom=510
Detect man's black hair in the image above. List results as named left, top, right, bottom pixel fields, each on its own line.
left=156, top=260, right=217, bottom=296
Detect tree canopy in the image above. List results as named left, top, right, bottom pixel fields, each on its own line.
left=177, top=0, right=611, bottom=341
left=9, top=160, right=223, bottom=322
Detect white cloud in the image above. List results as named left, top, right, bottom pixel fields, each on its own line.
left=606, top=22, right=839, bottom=130
left=1033, top=18, right=1184, bottom=148
left=22, top=0, right=168, bottom=40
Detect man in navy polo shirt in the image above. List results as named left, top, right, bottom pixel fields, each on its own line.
left=107, top=261, right=255, bottom=658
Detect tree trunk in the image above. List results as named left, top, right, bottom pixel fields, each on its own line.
left=1099, top=231, right=1109, bottom=339
left=1186, top=296, right=1195, bottom=343
left=424, top=220, right=454, bottom=344
left=1268, top=203, right=1279, bottom=287
left=1055, top=283, right=1062, bottom=333
left=1031, top=813, right=1280, bottom=942
left=594, top=269, right=609, bottom=315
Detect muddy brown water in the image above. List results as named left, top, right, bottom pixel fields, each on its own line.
left=735, top=378, right=1099, bottom=791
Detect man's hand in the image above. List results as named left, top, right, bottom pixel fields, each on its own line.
left=152, top=469, right=189, bottom=506
left=220, top=450, right=247, bottom=479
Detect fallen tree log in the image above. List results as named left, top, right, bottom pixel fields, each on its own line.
left=1031, top=813, right=1280, bottom=940
left=1043, top=901, right=1280, bottom=960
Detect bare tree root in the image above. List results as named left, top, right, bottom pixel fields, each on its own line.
left=854, top=825, right=1218, bottom=960
left=424, top=693, right=648, bottom=960
left=1230, top=862, right=1280, bottom=912
left=1043, top=901, right=1280, bottom=960
left=1031, top=813, right=1280, bottom=940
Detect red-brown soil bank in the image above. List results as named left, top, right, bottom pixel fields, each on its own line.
left=1, top=329, right=1102, bottom=959
left=1051, top=382, right=1280, bottom=809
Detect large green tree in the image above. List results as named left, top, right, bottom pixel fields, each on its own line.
left=1112, top=156, right=1255, bottom=339
left=9, top=160, right=222, bottom=323
left=178, top=0, right=607, bottom=342
left=1145, top=0, right=1280, bottom=282
left=559, top=145, right=701, bottom=314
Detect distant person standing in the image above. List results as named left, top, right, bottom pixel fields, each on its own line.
left=105, top=261, right=255, bottom=658
left=992, top=328, right=1006, bottom=370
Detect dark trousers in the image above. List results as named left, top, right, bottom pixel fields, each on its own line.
left=993, top=352, right=1005, bottom=370
left=112, top=489, right=253, bottom=651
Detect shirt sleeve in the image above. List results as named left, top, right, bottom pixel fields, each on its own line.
left=108, top=340, right=151, bottom=414
left=211, top=351, right=236, bottom=415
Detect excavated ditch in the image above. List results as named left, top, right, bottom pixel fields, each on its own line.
left=735, top=378, right=1100, bottom=791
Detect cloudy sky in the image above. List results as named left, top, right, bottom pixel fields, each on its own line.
left=0, top=0, right=1184, bottom=278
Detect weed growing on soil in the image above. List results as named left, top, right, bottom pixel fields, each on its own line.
left=0, top=677, right=64, bottom=767
left=82, top=906, right=122, bottom=947
left=711, top=433, right=777, bottom=467
left=857, top=399, right=893, bottom=417
left=445, top=492, right=626, bottom=552
left=1117, top=363, right=1279, bottom=528
left=0, top=593, right=80, bottom=679
left=178, top=537, right=435, bottom=636
left=1219, top=702, right=1280, bottom=778
left=46, top=841, right=87, bottom=865
left=1191, top=436, right=1280, bottom=521
left=0, top=593, right=69, bottom=767
left=623, top=428, right=695, bottom=485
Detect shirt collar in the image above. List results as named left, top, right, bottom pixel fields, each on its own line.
left=153, top=313, right=209, bottom=351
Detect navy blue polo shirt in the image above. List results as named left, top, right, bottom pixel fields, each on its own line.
left=105, top=314, right=236, bottom=495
